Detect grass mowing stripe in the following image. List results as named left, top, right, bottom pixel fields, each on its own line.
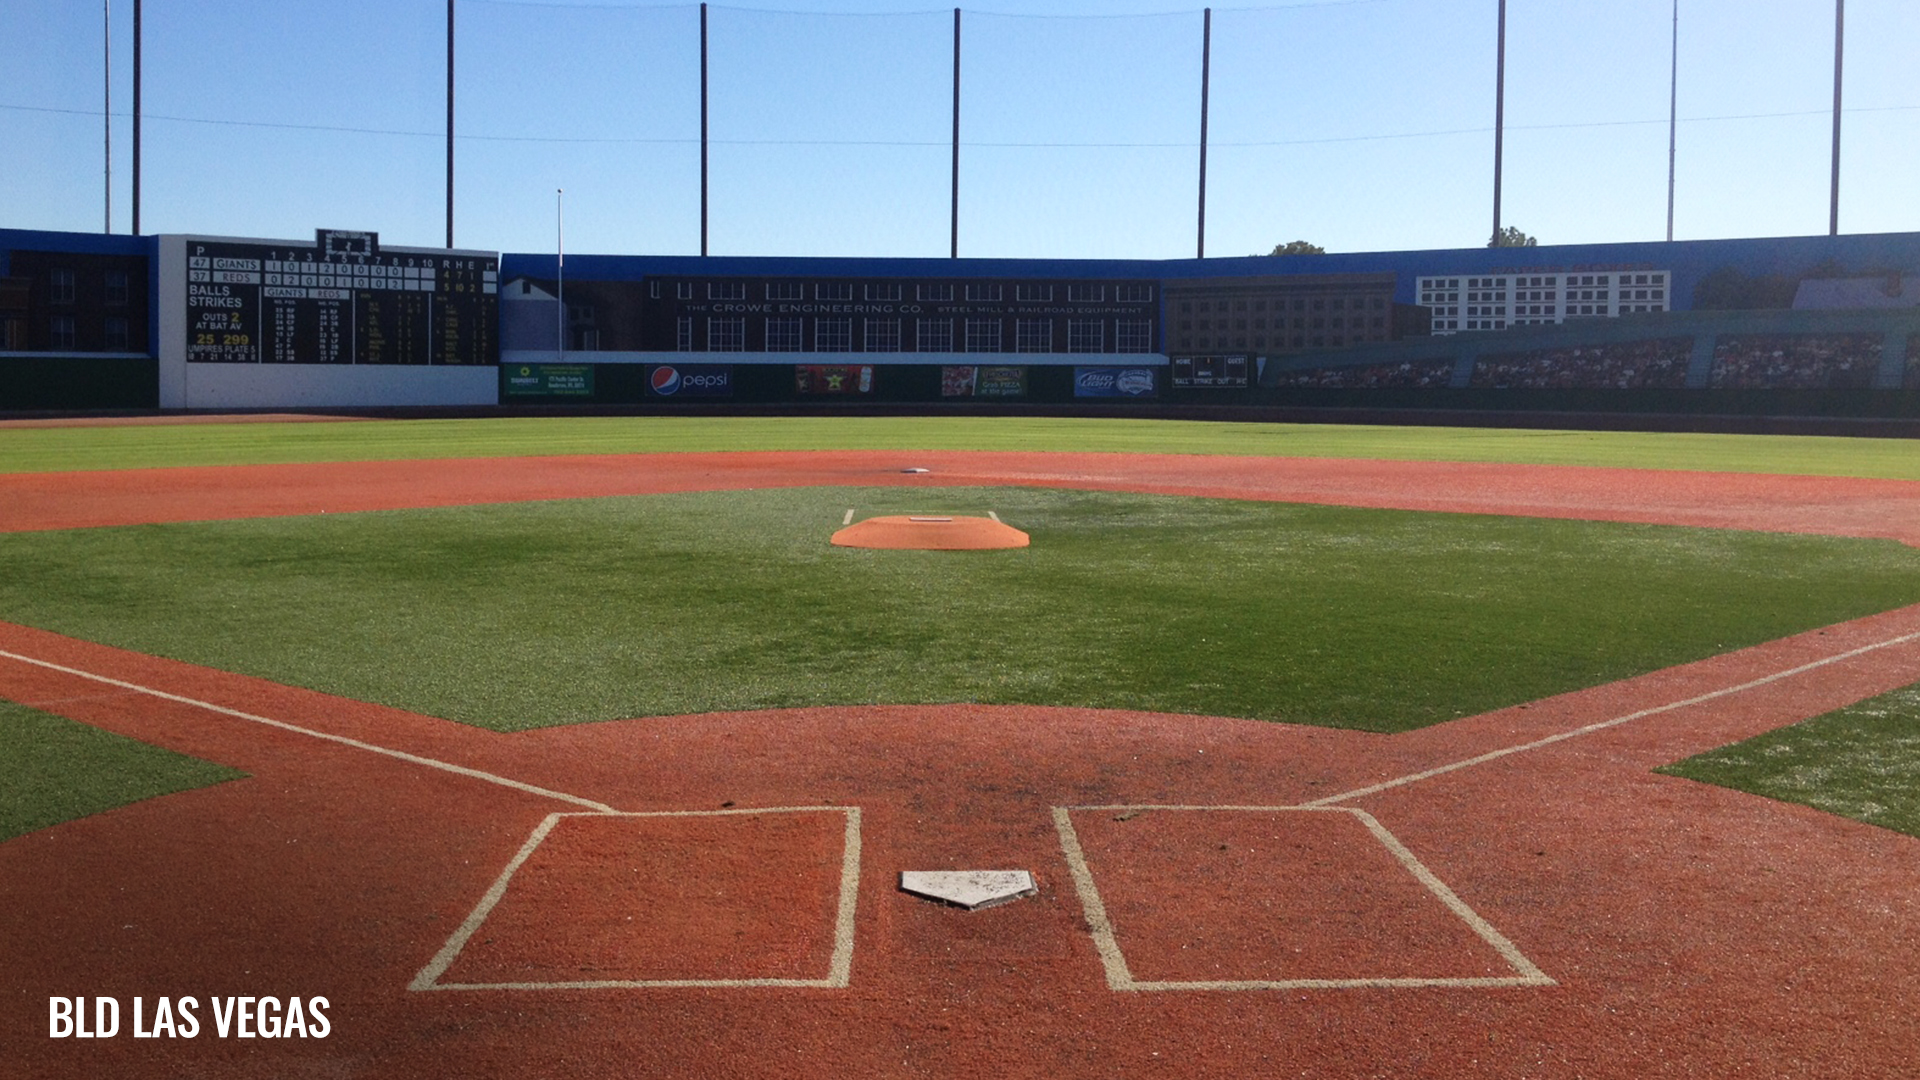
left=0, top=700, right=247, bottom=842
left=1658, top=681, right=1920, bottom=839
left=4, top=416, right=1920, bottom=479
left=0, top=486, right=1914, bottom=734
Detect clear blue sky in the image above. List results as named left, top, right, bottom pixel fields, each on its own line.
left=4, top=0, right=1915, bottom=259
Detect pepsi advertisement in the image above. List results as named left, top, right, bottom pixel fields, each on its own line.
left=646, top=364, right=734, bottom=397
left=1073, top=366, right=1159, bottom=398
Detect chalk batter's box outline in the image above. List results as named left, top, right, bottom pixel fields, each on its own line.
left=1052, top=804, right=1556, bottom=992
left=411, top=806, right=863, bottom=992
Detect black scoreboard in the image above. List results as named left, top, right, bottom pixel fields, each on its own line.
left=185, top=230, right=497, bottom=365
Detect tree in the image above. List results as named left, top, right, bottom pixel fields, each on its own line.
left=1269, top=240, right=1326, bottom=256
left=1489, top=226, right=1537, bottom=248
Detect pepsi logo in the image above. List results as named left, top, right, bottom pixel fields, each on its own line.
left=651, top=366, right=683, bottom=395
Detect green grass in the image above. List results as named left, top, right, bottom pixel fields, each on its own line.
left=4, top=415, right=1920, bottom=479
left=0, top=701, right=247, bottom=842
left=1657, top=682, right=1920, bottom=839
left=0, top=486, right=1914, bottom=733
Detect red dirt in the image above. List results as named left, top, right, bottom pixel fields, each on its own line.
left=3, top=448, right=1920, bottom=1078
left=439, top=811, right=849, bottom=987
left=3, top=450, right=1917, bottom=547
left=831, top=514, right=1030, bottom=550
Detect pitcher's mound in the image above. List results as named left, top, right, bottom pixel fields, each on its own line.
left=831, top=515, right=1029, bottom=550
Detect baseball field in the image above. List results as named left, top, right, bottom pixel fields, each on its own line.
left=2, top=414, right=1917, bottom=1078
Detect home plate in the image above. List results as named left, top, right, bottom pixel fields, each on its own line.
left=900, top=870, right=1037, bottom=910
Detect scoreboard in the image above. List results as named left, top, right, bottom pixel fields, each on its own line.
left=185, top=230, right=497, bottom=366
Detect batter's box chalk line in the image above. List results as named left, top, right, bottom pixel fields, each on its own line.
left=410, top=806, right=863, bottom=992
left=1053, top=804, right=1556, bottom=992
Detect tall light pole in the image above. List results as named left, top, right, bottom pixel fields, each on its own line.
left=556, top=189, right=566, bottom=360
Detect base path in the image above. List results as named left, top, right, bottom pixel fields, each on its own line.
left=3, top=447, right=1920, bottom=1078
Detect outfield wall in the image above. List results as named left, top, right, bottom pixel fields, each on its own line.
left=0, top=229, right=159, bottom=409
left=6, top=225, right=1920, bottom=417
left=494, top=235, right=1920, bottom=413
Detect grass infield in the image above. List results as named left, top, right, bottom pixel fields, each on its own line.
left=1659, top=681, right=1920, bottom=840
left=0, top=700, right=246, bottom=843
left=4, top=415, right=1920, bottom=479
left=0, top=485, right=1915, bottom=734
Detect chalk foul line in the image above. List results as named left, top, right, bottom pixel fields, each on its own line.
left=0, top=648, right=616, bottom=813
left=1302, top=626, right=1920, bottom=808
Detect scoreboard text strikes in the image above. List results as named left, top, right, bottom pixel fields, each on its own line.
left=186, top=236, right=498, bottom=366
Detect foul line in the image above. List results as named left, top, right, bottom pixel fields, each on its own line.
left=412, top=806, right=863, bottom=992
left=1301, top=627, right=1920, bottom=809
left=0, top=648, right=616, bottom=813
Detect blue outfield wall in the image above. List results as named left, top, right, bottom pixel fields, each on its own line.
left=0, top=229, right=161, bottom=410
left=497, top=232, right=1920, bottom=411
left=5, top=223, right=1920, bottom=413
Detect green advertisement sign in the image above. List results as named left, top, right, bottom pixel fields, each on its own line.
left=503, top=363, right=594, bottom=397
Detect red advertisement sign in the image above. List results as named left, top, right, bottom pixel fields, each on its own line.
left=795, top=365, right=874, bottom=395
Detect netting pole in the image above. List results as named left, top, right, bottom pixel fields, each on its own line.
left=1665, top=0, right=1676, bottom=242
left=446, top=0, right=455, bottom=248
left=1196, top=8, right=1210, bottom=260
left=104, top=0, right=112, bottom=234
left=700, top=2, right=710, bottom=257
left=1829, top=0, right=1843, bottom=236
left=950, top=7, right=960, bottom=259
left=133, top=0, right=142, bottom=235
left=1490, top=0, right=1505, bottom=247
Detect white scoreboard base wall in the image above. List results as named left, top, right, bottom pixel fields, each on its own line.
left=159, top=363, right=500, bottom=409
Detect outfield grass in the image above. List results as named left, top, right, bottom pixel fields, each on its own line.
left=0, top=701, right=246, bottom=842
left=1659, top=681, right=1920, bottom=839
left=3, top=415, right=1920, bottom=479
left=0, top=486, right=1914, bottom=733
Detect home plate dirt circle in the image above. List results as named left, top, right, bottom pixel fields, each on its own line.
left=831, top=514, right=1030, bottom=550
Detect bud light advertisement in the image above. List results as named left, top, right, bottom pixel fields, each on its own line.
left=1073, top=366, right=1159, bottom=398
left=647, top=364, right=734, bottom=397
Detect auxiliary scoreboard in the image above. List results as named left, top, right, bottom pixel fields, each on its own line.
left=185, top=230, right=498, bottom=366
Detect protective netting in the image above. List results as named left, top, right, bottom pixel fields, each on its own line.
left=4, top=1, right=1915, bottom=254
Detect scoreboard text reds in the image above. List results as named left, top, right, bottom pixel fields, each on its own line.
left=186, top=230, right=498, bottom=366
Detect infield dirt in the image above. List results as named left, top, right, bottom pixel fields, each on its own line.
left=2, top=448, right=1919, bottom=1079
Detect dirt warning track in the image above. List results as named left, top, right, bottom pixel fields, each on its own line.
left=2, top=449, right=1919, bottom=1078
